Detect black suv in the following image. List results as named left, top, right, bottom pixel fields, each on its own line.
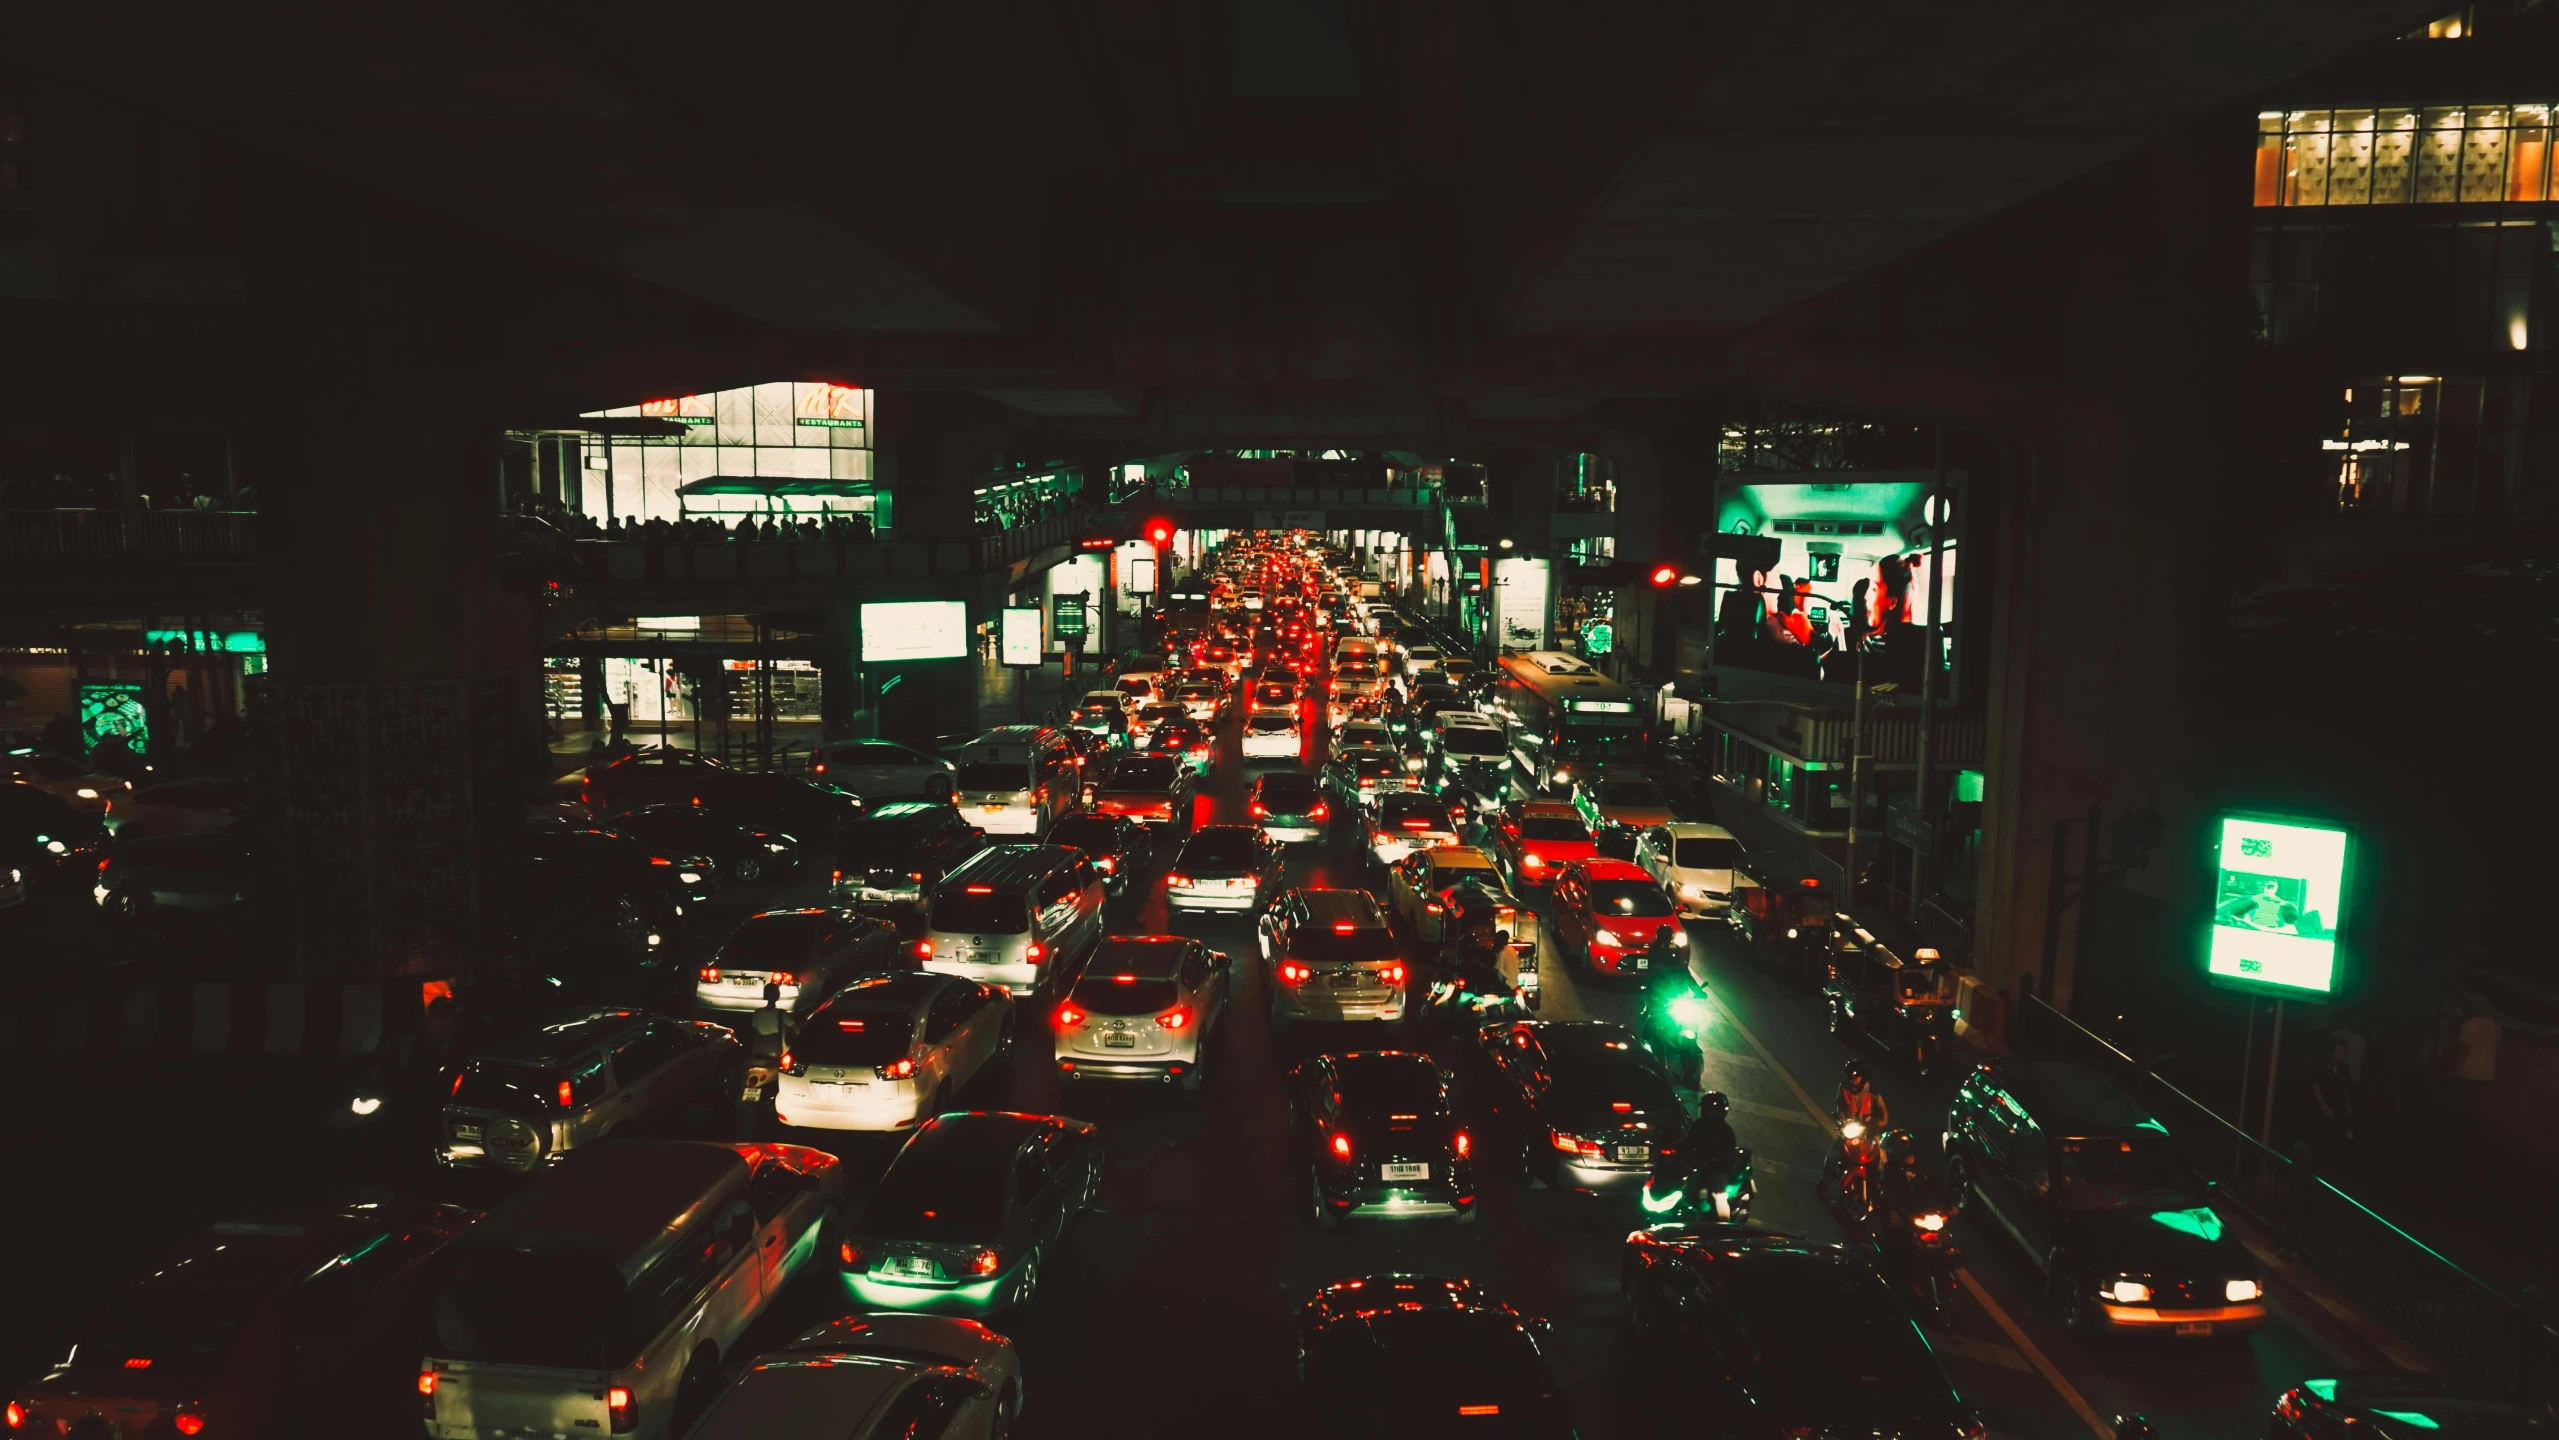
left=1619, top=1227, right=1981, bottom=1435
left=1943, top=1059, right=2268, bottom=1338
left=1296, top=1275, right=1570, bottom=1436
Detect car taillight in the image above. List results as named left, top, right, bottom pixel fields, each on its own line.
left=608, top=1385, right=635, bottom=1435
left=698, top=966, right=720, bottom=983
left=557, top=1079, right=575, bottom=1108
left=1279, top=960, right=1310, bottom=985
left=840, top=1240, right=862, bottom=1267
left=416, top=1371, right=438, bottom=1420
left=1454, top=1131, right=1472, bottom=1158
left=1250, top=802, right=1266, bottom=816
left=1549, top=1129, right=1602, bottom=1157
left=876, top=1055, right=917, bottom=1081
left=649, top=856, right=673, bottom=866
left=1157, top=1007, right=1192, bottom=1030
left=1381, top=962, right=1407, bottom=986
left=967, top=1248, right=1001, bottom=1276
left=1309, top=801, right=1329, bottom=819
left=1329, top=1132, right=1353, bottom=1160
left=915, top=939, right=934, bottom=958
left=172, top=1410, right=205, bottom=1437
left=779, top=1049, right=799, bottom=1074
left=1055, top=1003, right=1086, bottom=1028
left=1026, top=943, right=1043, bottom=961
left=1166, top=873, right=1190, bottom=887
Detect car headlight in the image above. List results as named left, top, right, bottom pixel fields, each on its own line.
left=1668, top=996, right=1707, bottom=1027
left=764, top=841, right=789, bottom=852
left=2107, top=1280, right=2152, bottom=1304
left=679, top=871, right=704, bottom=883
left=2225, top=1278, right=2262, bottom=1303
left=76, top=787, right=99, bottom=799
left=46, top=839, right=68, bottom=855
left=1671, top=928, right=1689, bottom=946
left=349, top=1094, right=384, bottom=1116
left=1680, top=883, right=1706, bottom=897
left=1592, top=928, right=1621, bottom=948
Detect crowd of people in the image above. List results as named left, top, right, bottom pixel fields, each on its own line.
left=0, top=471, right=251, bottom=511
left=972, top=482, right=1079, bottom=535
left=1713, top=553, right=1932, bottom=684
left=508, top=497, right=876, bottom=544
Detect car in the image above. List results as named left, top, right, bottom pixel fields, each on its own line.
left=829, top=802, right=989, bottom=907
left=1943, top=1058, right=2268, bottom=1337
left=1115, top=668, right=1164, bottom=709
left=1172, top=677, right=1228, bottom=723
left=1046, top=812, right=1143, bottom=894
left=1085, top=754, right=1196, bottom=832
left=609, top=801, right=802, bottom=885
left=1488, top=800, right=1597, bottom=889
left=1320, top=747, right=1416, bottom=814
left=0, top=779, right=108, bottom=887
left=1365, top=791, right=1464, bottom=869
left=1386, top=845, right=1541, bottom=955
left=1052, top=934, right=1234, bottom=1087
left=1241, top=710, right=1304, bottom=760
left=694, top=907, right=902, bottom=1013
left=1570, top=773, right=1676, bottom=835
left=0, top=749, right=129, bottom=814
left=1295, top=1275, right=1571, bottom=1436
left=1141, top=716, right=1214, bottom=775
left=1325, top=677, right=1380, bottom=726
left=1472, top=1018, right=1683, bottom=1197
left=1619, top=1227, right=1984, bottom=1437
left=1547, top=858, right=1689, bottom=982
left=91, top=833, right=255, bottom=923
left=1165, top=824, right=1281, bottom=912
left=811, top=738, right=956, bottom=801
left=518, top=825, right=688, bottom=959
left=108, top=777, right=248, bottom=839
left=436, top=1009, right=744, bottom=1171
left=838, top=1111, right=1102, bottom=1317
left=776, top=971, right=1013, bottom=1130
left=2267, top=1374, right=2550, bottom=1439
left=1071, top=689, right=1129, bottom=738
left=579, top=745, right=748, bottom=815
left=952, top=727, right=1079, bottom=838
left=917, top=845, right=1107, bottom=995
left=720, top=773, right=872, bottom=855
left=680, top=1314, right=1024, bottom=1440
left=4, top=1205, right=476, bottom=1440
left=1333, top=719, right=1394, bottom=753
left=1401, top=644, right=1444, bottom=676
left=1248, top=771, right=1331, bottom=843
left=1260, top=887, right=1407, bottom=1031
left=1129, top=701, right=1188, bottom=747
left=1290, top=1052, right=1475, bottom=1225
left=1633, top=821, right=1753, bottom=915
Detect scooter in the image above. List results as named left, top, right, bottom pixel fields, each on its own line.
left=1640, top=1147, right=1756, bottom=1222
left=1422, top=932, right=1524, bottom=1030
left=1817, top=1119, right=1884, bottom=1234
left=1635, top=985, right=1709, bottom=1083
left=1900, top=1206, right=1963, bottom=1318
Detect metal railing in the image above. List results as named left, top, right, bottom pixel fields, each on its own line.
left=0, top=508, right=259, bottom=559
left=2012, top=998, right=2554, bottom=1404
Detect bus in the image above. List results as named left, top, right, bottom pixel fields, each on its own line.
left=1491, top=651, right=1648, bottom=791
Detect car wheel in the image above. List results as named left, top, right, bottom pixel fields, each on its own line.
left=733, top=856, right=763, bottom=883
left=102, top=888, right=146, bottom=921
left=991, top=1384, right=1019, bottom=1440
left=1009, top=1247, right=1043, bottom=1310
left=1306, top=1164, right=1340, bottom=1230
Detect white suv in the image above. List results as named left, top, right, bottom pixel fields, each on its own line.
left=1633, top=822, right=1753, bottom=915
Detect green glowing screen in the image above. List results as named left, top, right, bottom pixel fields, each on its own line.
left=2206, top=814, right=2347, bottom=998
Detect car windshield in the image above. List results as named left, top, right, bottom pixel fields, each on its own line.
left=1600, top=781, right=1665, bottom=806
left=955, top=763, right=1030, bottom=792
left=1103, top=758, right=1178, bottom=789
left=1439, top=727, right=1503, bottom=756
left=1334, top=1058, right=1444, bottom=1114
left=1515, top=817, right=1589, bottom=842
left=1673, top=837, right=1744, bottom=869
left=859, top=1141, right=1009, bottom=1240
left=929, top=891, right=1030, bottom=935
left=2055, top=1137, right=2197, bottom=1209
left=794, top=1009, right=915, bottom=1066
left=717, top=918, right=824, bottom=964
left=1546, top=1055, right=1680, bottom=1117
left=1147, top=726, right=1203, bottom=751
left=68, top=1289, right=258, bottom=1383
left=1179, top=832, right=1261, bottom=869
left=1069, top=975, right=1182, bottom=1015
left=1257, top=775, right=1319, bottom=808
left=1586, top=881, right=1675, bottom=917
left=451, top=1063, right=557, bottom=1115
left=1047, top=819, right=1121, bottom=855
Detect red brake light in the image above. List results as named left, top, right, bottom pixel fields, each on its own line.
left=1250, top=802, right=1267, bottom=816
left=768, top=971, right=795, bottom=986
left=4, top=1401, right=21, bottom=1430
left=968, top=1247, right=1002, bottom=1276
left=1612, top=1101, right=1634, bottom=1112
left=416, top=1370, right=437, bottom=1398
left=698, top=967, right=720, bottom=983
left=1157, top=1007, right=1193, bottom=1030
left=1382, top=962, right=1407, bottom=986
left=1333, top=921, right=1356, bottom=933
left=1329, top=1132, right=1353, bottom=1159
left=649, top=856, right=672, bottom=866
left=123, top=1358, right=152, bottom=1371
left=915, top=939, right=934, bottom=957
left=608, top=1386, right=635, bottom=1434
left=1309, top=801, right=1329, bottom=819
left=965, top=884, right=994, bottom=894
left=1549, top=1128, right=1602, bottom=1156
left=878, top=1056, right=917, bottom=1080
left=1279, top=960, right=1311, bottom=985
left=558, top=1079, right=575, bottom=1108
left=840, top=1240, right=862, bottom=1267
left=780, top=1048, right=798, bottom=1073
left=1055, top=1002, right=1086, bottom=1028
left=1454, top=1130, right=1472, bottom=1157
left=173, top=1412, right=205, bottom=1437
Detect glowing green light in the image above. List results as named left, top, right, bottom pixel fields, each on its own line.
left=2135, top=1118, right=2170, bottom=1135
left=1669, top=997, right=1707, bottom=1028
left=2148, top=1206, right=2224, bottom=1243
left=2304, top=1380, right=2337, bottom=1402
left=1640, top=1185, right=1683, bottom=1214
left=2370, top=1412, right=2440, bottom=1430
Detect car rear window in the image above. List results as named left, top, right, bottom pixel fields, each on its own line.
left=1068, top=976, right=1181, bottom=1015
left=717, top=918, right=823, bottom=965
left=1600, top=781, right=1665, bottom=806
left=929, top=890, right=1029, bottom=934
left=1585, top=881, right=1675, bottom=917
left=1334, top=1057, right=1445, bottom=1113
left=956, top=763, right=1031, bottom=792
left=451, top=1063, right=557, bottom=1115
left=1380, top=795, right=1456, bottom=827
left=1673, top=837, right=1744, bottom=869
left=1438, top=726, right=1503, bottom=756
left=1547, top=1057, right=1680, bottom=1117
left=67, top=1289, right=258, bottom=1384
left=1293, top=924, right=1398, bottom=962
left=1248, top=714, right=1297, bottom=733
left=1047, top=819, right=1120, bottom=855
left=860, top=1144, right=1008, bottom=1240
left=794, top=1010, right=915, bottom=1067
left=1179, top=832, right=1262, bottom=868
left=435, top=1250, right=627, bottom=1370
left=837, top=818, right=924, bottom=861
left=1257, top=774, right=1319, bottom=807
left=1103, top=758, right=1178, bottom=788
left=1176, top=684, right=1220, bottom=700
left=1516, top=817, right=1589, bottom=841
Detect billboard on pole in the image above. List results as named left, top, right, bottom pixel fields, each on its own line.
left=2205, top=813, right=2349, bottom=998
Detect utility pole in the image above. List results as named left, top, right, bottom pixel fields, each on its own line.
left=1842, top=660, right=1896, bottom=920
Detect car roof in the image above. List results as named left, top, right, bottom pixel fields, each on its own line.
left=1088, top=935, right=1194, bottom=977
left=1422, top=846, right=1497, bottom=869
left=1986, top=1060, right=2155, bottom=1133
left=860, top=801, right=949, bottom=821
left=1081, top=690, right=1125, bottom=702
left=942, top=844, right=1080, bottom=890
left=814, top=971, right=950, bottom=1011
left=1573, top=859, right=1654, bottom=881
left=1298, top=887, right=1388, bottom=923
left=474, top=1009, right=654, bottom=1063
left=1662, top=821, right=1738, bottom=838
left=684, top=1361, right=930, bottom=1440
left=905, top=1110, right=1076, bottom=1160
left=460, top=1139, right=751, bottom=1274
left=1513, top=800, right=1580, bottom=818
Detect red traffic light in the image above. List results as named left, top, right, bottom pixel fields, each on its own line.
left=1648, top=563, right=1682, bottom=588
left=1144, top=517, right=1175, bottom=548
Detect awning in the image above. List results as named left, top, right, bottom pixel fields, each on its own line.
left=677, top=476, right=875, bottom=497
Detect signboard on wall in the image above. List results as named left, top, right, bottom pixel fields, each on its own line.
left=79, top=682, right=146, bottom=752
left=1054, top=596, right=1088, bottom=642
left=1127, top=558, right=1156, bottom=594
left=859, top=601, right=968, bottom=663
left=2204, top=813, right=2349, bottom=998
left=999, top=606, right=1043, bottom=667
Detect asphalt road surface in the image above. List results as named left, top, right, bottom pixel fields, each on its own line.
left=2, top=695, right=2409, bottom=1439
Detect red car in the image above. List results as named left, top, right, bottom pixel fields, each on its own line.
left=1490, top=800, right=1597, bottom=890
left=1548, top=858, right=1688, bottom=982
left=7, top=1204, right=476, bottom=1440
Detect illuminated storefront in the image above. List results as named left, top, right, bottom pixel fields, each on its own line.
left=578, top=381, right=879, bottom=525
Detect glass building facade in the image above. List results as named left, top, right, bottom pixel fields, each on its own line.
left=579, top=381, right=877, bottom=524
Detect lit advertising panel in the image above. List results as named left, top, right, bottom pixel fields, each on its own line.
left=2205, top=814, right=2348, bottom=998
left=1711, top=478, right=1955, bottom=687
left=999, top=606, right=1043, bottom=667
left=860, top=601, right=968, bottom=663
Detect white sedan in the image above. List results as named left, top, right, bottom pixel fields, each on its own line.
left=1241, top=713, right=1303, bottom=760
left=684, top=1314, right=1023, bottom=1440
left=811, top=739, right=956, bottom=801
left=775, top=972, right=1012, bottom=1132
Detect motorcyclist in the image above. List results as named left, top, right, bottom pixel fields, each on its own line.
left=1820, top=1060, right=1890, bottom=1221
left=1874, top=1129, right=1950, bottom=1269
left=1431, top=877, right=1514, bottom=1016
left=1834, top=1058, right=1890, bottom=1134
left=1635, top=935, right=1708, bottom=1082
left=1651, top=1091, right=1742, bottom=1214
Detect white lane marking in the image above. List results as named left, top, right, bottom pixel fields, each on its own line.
left=1711, top=1005, right=1838, bottom=1137
left=1930, top=1331, right=2034, bottom=1373
left=1957, top=1268, right=2112, bottom=1440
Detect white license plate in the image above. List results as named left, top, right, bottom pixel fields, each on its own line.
left=980, top=805, right=1007, bottom=814
left=2175, top=1322, right=2214, bottom=1336
left=1382, top=1162, right=1430, bottom=1181
left=1614, top=1145, right=1648, bottom=1163
left=1635, top=956, right=1649, bottom=970
left=738, top=1084, right=764, bottom=1102
left=730, top=976, right=759, bottom=986
left=1102, top=1031, right=1137, bottom=1048
left=885, top=1256, right=935, bottom=1279
left=453, top=1124, right=481, bottom=1141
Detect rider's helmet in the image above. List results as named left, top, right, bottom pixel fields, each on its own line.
left=1700, top=1091, right=1731, bottom=1118
left=1887, top=1130, right=1920, bottom=1169
left=1840, top=1058, right=1868, bottom=1091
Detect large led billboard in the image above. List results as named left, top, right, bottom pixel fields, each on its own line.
left=2205, top=814, right=2348, bottom=998
left=860, top=601, right=968, bottom=663
left=1711, top=478, right=1955, bottom=687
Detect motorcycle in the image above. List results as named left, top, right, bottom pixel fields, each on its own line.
left=1900, top=1206, right=1963, bottom=1318
left=1635, top=985, right=1709, bottom=1083
left=1817, top=1118, right=1884, bottom=1234
left=1422, top=929, right=1525, bottom=1029
left=1640, top=1147, right=1756, bottom=1222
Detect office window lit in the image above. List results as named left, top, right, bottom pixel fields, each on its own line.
left=2257, top=106, right=2556, bottom=207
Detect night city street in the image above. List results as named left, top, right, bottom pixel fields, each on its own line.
left=6, top=6, right=2559, bottom=1440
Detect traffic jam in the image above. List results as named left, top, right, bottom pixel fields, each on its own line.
left=8, top=532, right=2427, bottom=1440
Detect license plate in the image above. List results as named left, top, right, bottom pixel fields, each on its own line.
left=1332, top=971, right=1365, bottom=988
left=730, top=976, right=759, bottom=986
left=454, top=1124, right=481, bottom=1141
left=885, top=1255, right=935, bottom=1279
left=739, top=1083, right=765, bottom=1102
left=1103, top=1031, right=1137, bottom=1048
left=980, top=805, right=1006, bottom=814
left=1614, top=1145, right=1648, bottom=1163
left=1382, top=1162, right=1430, bottom=1181
left=2175, top=1322, right=2214, bottom=1336
left=1635, top=957, right=1649, bottom=970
